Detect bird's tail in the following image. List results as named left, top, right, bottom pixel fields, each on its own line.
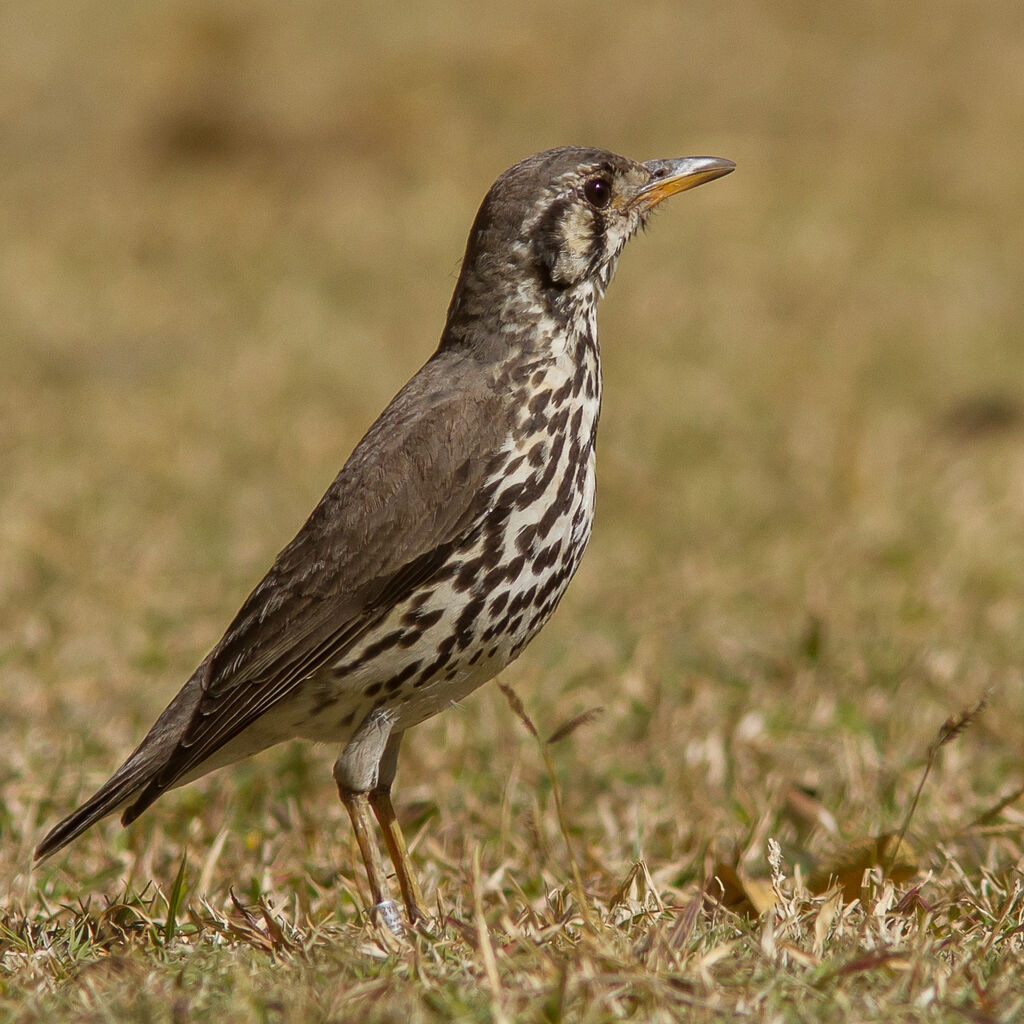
left=34, top=662, right=208, bottom=862
left=34, top=765, right=151, bottom=862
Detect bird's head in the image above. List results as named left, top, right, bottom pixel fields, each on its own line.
left=442, top=147, right=734, bottom=350
left=521, top=147, right=735, bottom=293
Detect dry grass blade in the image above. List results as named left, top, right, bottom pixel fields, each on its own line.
left=812, top=887, right=843, bottom=959
left=965, top=783, right=1024, bottom=831
left=608, top=860, right=643, bottom=912
left=498, top=681, right=595, bottom=931
left=226, top=890, right=276, bottom=953
left=933, top=694, right=989, bottom=751
left=546, top=707, right=604, bottom=746
left=668, top=882, right=706, bottom=950
left=257, top=898, right=296, bottom=953
left=472, top=845, right=509, bottom=1024
left=886, top=693, right=989, bottom=874
left=497, top=681, right=538, bottom=739
left=837, top=950, right=912, bottom=977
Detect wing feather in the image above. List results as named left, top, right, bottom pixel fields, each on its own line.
left=119, top=350, right=509, bottom=816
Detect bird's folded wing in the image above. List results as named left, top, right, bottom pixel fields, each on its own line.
left=127, top=357, right=507, bottom=810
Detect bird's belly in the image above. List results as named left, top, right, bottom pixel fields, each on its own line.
left=278, top=443, right=597, bottom=742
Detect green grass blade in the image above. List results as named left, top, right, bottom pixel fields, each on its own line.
left=163, top=854, right=189, bottom=945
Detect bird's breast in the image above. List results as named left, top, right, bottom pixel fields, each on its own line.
left=286, top=337, right=603, bottom=741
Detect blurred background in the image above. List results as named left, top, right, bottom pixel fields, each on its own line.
left=3, top=0, right=1024, bottom=891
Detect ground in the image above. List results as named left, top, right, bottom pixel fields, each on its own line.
left=3, top=1, right=1024, bottom=1021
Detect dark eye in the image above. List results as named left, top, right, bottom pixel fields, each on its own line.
left=583, top=177, right=612, bottom=209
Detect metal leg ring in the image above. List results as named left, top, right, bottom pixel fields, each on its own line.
left=373, top=898, right=403, bottom=936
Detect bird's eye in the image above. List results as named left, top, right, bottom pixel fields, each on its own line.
left=583, top=177, right=612, bottom=209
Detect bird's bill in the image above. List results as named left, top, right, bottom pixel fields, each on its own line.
left=633, top=156, right=736, bottom=210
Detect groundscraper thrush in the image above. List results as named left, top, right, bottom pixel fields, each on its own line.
left=36, top=147, right=735, bottom=933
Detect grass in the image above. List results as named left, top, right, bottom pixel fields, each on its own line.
left=3, top=0, right=1024, bottom=1019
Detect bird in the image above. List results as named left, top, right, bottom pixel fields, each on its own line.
left=35, top=146, right=735, bottom=934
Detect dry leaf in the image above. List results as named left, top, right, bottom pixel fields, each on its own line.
left=808, top=832, right=918, bottom=900
left=783, top=784, right=839, bottom=836
left=710, top=861, right=778, bottom=917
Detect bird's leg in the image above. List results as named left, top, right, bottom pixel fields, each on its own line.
left=368, top=731, right=426, bottom=925
left=333, top=709, right=402, bottom=935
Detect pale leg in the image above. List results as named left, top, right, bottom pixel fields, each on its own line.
left=333, top=708, right=402, bottom=935
left=368, top=730, right=426, bottom=924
